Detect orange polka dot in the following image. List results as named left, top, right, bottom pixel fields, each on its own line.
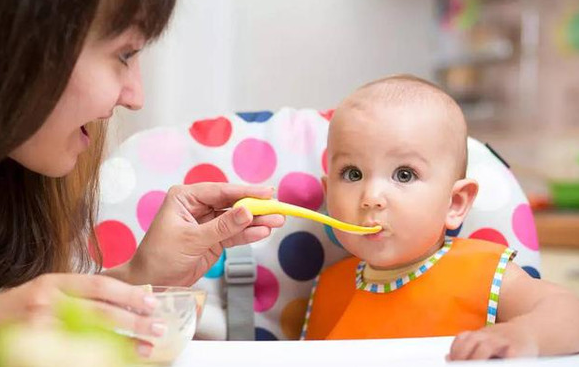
left=280, top=298, right=309, bottom=340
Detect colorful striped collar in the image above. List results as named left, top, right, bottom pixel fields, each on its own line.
left=356, top=238, right=453, bottom=293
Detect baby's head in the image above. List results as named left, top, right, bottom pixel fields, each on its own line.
left=323, top=74, right=478, bottom=269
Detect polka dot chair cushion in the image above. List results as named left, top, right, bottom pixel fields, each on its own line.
left=97, top=107, right=541, bottom=341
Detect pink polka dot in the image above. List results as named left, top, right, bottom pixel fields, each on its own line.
left=322, top=148, right=328, bottom=174
left=137, top=191, right=166, bottom=231
left=280, top=112, right=317, bottom=155
left=254, top=265, right=279, bottom=313
left=138, top=130, right=187, bottom=174
left=512, top=204, right=539, bottom=251
left=184, top=164, right=228, bottom=185
left=468, top=228, right=509, bottom=247
left=233, top=139, right=277, bottom=183
left=189, top=116, right=232, bottom=147
left=93, top=220, right=137, bottom=268
left=319, top=109, right=334, bottom=121
left=278, top=172, right=324, bottom=211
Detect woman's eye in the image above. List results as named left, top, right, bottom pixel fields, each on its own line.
left=118, top=49, right=140, bottom=66
left=394, top=168, right=416, bottom=183
left=341, top=167, right=363, bottom=182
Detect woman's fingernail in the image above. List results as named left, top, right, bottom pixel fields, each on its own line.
left=137, top=343, right=153, bottom=358
left=143, top=295, right=158, bottom=311
left=234, top=207, right=250, bottom=225
left=151, top=322, right=167, bottom=337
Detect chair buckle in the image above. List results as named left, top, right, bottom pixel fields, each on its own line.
left=224, top=256, right=257, bottom=284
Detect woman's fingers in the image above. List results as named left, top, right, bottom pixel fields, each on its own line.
left=73, top=296, right=166, bottom=338
left=186, top=207, right=254, bottom=251
left=49, top=274, right=158, bottom=316
left=220, top=226, right=274, bottom=248
left=192, top=182, right=275, bottom=207
left=136, top=341, right=154, bottom=358
left=191, top=211, right=284, bottom=250
left=250, top=214, right=285, bottom=228
left=169, top=183, right=275, bottom=216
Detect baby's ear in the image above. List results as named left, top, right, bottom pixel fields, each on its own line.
left=321, top=175, right=328, bottom=195
left=446, top=178, right=478, bottom=230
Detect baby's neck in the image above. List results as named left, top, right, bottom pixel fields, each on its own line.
left=363, top=239, right=446, bottom=284
left=366, top=237, right=445, bottom=272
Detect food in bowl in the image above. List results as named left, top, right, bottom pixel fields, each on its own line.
left=139, top=286, right=206, bottom=365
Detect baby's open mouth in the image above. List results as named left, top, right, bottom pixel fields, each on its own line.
left=81, top=125, right=89, bottom=137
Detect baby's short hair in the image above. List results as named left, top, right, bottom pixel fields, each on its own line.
left=352, top=74, right=468, bottom=179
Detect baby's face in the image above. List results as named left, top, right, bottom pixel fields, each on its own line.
left=325, top=97, right=461, bottom=268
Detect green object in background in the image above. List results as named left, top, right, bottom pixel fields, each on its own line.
left=550, top=181, right=579, bottom=209
left=0, top=298, right=137, bottom=367
left=456, top=0, right=480, bottom=30
left=567, top=11, right=579, bottom=51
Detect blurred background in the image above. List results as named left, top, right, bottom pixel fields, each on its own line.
left=110, top=0, right=579, bottom=294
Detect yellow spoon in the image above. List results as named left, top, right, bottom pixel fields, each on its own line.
left=233, top=197, right=382, bottom=235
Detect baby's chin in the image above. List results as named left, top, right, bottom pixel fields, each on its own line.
left=342, top=241, right=402, bottom=265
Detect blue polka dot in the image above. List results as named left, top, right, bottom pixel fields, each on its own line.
left=278, top=231, right=324, bottom=281
left=323, top=224, right=343, bottom=248
left=255, top=327, right=278, bottom=341
left=522, top=265, right=541, bottom=279
left=237, top=111, right=273, bottom=123
left=446, top=223, right=463, bottom=237
left=204, top=252, right=225, bottom=278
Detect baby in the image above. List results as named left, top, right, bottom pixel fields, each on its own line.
left=301, top=75, right=579, bottom=360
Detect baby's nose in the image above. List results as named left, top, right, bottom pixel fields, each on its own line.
left=361, top=192, right=387, bottom=209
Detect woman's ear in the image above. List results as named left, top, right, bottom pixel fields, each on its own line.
left=446, top=178, right=478, bottom=230
left=321, top=175, right=328, bottom=195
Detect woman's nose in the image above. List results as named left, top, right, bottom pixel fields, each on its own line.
left=117, top=60, right=144, bottom=110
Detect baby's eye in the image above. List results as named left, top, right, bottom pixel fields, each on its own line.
left=393, top=167, right=416, bottom=183
left=341, top=166, right=363, bottom=182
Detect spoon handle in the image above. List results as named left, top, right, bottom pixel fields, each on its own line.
left=233, top=198, right=381, bottom=234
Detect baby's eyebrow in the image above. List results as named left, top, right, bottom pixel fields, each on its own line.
left=385, top=150, right=429, bottom=166
left=330, top=151, right=354, bottom=163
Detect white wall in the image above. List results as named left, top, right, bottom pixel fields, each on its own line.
left=112, top=0, right=436, bottom=142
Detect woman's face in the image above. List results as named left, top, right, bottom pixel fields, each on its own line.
left=9, top=27, right=145, bottom=177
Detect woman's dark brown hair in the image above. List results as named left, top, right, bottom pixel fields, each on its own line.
left=0, top=0, right=176, bottom=288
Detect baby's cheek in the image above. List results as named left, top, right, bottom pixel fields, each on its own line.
left=334, top=231, right=356, bottom=251
left=326, top=200, right=346, bottom=221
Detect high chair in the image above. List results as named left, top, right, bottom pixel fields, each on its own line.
left=98, top=107, right=541, bottom=341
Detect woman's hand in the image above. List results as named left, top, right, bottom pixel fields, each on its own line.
left=0, top=273, right=164, bottom=357
left=115, top=183, right=285, bottom=286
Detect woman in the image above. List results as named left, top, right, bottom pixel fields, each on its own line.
left=0, top=0, right=283, bottom=356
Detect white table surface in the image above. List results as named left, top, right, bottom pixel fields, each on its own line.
left=172, top=337, right=579, bottom=367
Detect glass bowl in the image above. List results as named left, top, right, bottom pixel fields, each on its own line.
left=139, top=286, right=206, bottom=365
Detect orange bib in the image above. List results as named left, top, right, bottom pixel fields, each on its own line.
left=304, top=238, right=511, bottom=340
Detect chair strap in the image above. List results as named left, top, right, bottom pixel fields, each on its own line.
left=224, top=245, right=256, bottom=340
